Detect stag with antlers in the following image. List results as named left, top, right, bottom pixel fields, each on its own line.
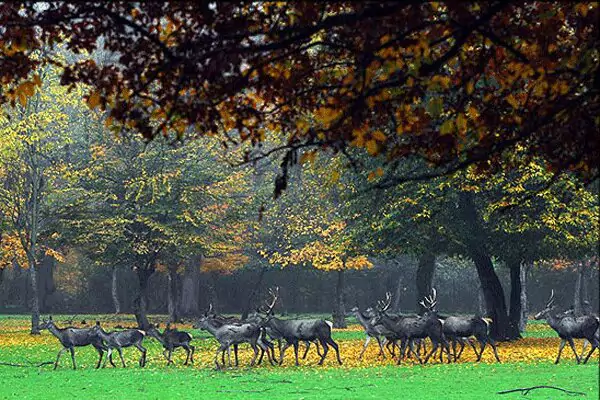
left=248, top=287, right=342, bottom=366
left=534, top=290, right=599, bottom=364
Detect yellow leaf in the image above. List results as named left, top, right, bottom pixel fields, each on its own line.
left=456, top=113, right=467, bottom=135
left=371, top=130, right=386, bottom=142
left=506, top=94, right=519, bottom=109
left=467, top=105, right=479, bottom=120
left=87, top=91, right=101, bottom=109
left=32, top=74, right=42, bottom=87
left=440, top=119, right=454, bottom=135
left=466, top=81, right=474, bottom=95
left=365, top=140, right=378, bottom=155
left=299, top=151, right=316, bottom=165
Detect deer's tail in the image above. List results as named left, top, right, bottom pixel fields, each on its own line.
left=481, top=318, right=493, bottom=334
left=325, top=320, right=334, bottom=330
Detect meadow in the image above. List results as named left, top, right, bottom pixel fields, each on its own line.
left=0, top=315, right=598, bottom=400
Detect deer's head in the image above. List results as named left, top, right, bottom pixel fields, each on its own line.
left=38, top=316, right=55, bottom=330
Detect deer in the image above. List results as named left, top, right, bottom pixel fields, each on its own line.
left=196, top=304, right=277, bottom=367
left=38, top=316, right=107, bottom=370
left=561, top=303, right=599, bottom=360
left=91, top=321, right=147, bottom=368
left=249, top=287, right=343, bottom=366
left=439, top=309, right=500, bottom=362
left=146, top=323, right=195, bottom=365
left=194, top=312, right=266, bottom=369
left=351, top=305, right=396, bottom=360
left=534, top=290, right=599, bottom=364
left=373, top=290, right=450, bottom=364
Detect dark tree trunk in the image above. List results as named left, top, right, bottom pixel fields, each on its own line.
left=134, top=267, right=153, bottom=330
left=167, top=267, right=179, bottom=323
left=508, top=260, right=523, bottom=339
left=457, top=192, right=518, bottom=341
left=38, top=255, right=56, bottom=314
left=241, top=267, right=267, bottom=320
left=393, top=267, right=403, bottom=313
left=0, top=266, right=4, bottom=286
left=333, top=269, right=347, bottom=328
left=416, top=251, right=436, bottom=314
left=111, top=266, right=120, bottom=314
left=478, top=284, right=486, bottom=315
left=179, top=258, right=201, bottom=317
left=519, top=263, right=529, bottom=332
left=573, top=266, right=584, bottom=315
left=28, top=259, right=40, bottom=334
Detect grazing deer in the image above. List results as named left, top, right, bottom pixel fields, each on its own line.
left=147, top=323, right=195, bottom=365
left=38, top=316, right=107, bottom=370
left=534, top=290, right=599, bottom=364
left=92, top=321, right=147, bottom=367
left=351, top=305, right=393, bottom=360
left=195, top=313, right=265, bottom=369
left=250, top=287, right=343, bottom=366
left=373, top=290, right=450, bottom=364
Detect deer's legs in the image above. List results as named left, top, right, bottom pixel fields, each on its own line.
left=279, top=341, right=292, bottom=365
left=116, top=348, right=126, bottom=368
left=189, top=345, right=195, bottom=364
left=53, top=347, right=67, bottom=370
left=249, top=342, right=259, bottom=367
left=582, top=339, right=598, bottom=364
left=183, top=345, right=191, bottom=366
left=327, top=337, right=342, bottom=365
left=567, top=338, right=581, bottom=364
left=69, top=348, right=77, bottom=370
left=94, top=346, right=104, bottom=369
left=386, top=339, right=396, bottom=357
left=488, top=338, right=501, bottom=363
left=377, top=336, right=386, bottom=359
left=358, top=335, right=370, bottom=360
left=580, top=339, right=589, bottom=360
left=292, top=341, right=300, bottom=366
left=167, top=348, right=174, bottom=365
left=301, top=341, right=311, bottom=359
left=555, top=339, right=566, bottom=364
left=135, top=343, right=147, bottom=367
left=233, top=344, right=239, bottom=367
left=411, top=340, right=425, bottom=364
left=466, top=338, right=480, bottom=360
left=397, top=339, right=408, bottom=364
left=214, top=345, right=226, bottom=370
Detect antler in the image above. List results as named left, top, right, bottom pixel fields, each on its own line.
left=377, top=292, right=392, bottom=312
left=546, top=290, right=555, bottom=308
left=421, top=288, right=438, bottom=310
left=262, top=286, right=279, bottom=315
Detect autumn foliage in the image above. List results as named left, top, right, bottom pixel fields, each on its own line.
left=0, top=2, right=598, bottom=197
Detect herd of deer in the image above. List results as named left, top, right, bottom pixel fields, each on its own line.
left=37, top=289, right=599, bottom=370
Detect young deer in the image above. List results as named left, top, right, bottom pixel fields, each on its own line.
left=92, top=321, right=147, bottom=367
left=534, top=290, right=599, bottom=364
left=147, top=323, right=195, bottom=365
left=351, top=305, right=392, bottom=360
left=38, top=316, right=107, bottom=370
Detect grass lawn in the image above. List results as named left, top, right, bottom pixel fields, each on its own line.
left=0, top=315, right=598, bottom=399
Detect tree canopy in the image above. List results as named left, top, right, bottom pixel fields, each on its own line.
left=1, top=2, right=598, bottom=197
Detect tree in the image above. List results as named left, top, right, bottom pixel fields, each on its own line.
left=259, top=156, right=372, bottom=327
left=1, top=2, right=597, bottom=195
left=0, top=60, right=78, bottom=332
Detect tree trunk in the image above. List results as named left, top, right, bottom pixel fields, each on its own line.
left=416, top=251, right=436, bottom=314
left=519, top=263, right=529, bottom=332
left=581, top=266, right=590, bottom=313
left=167, top=267, right=179, bottom=323
left=28, top=254, right=40, bottom=334
left=393, top=269, right=403, bottom=313
left=573, top=266, right=583, bottom=315
left=457, top=192, right=518, bottom=341
left=179, top=258, right=201, bottom=317
left=333, top=269, right=347, bottom=328
left=478, top=284, right=486, bottom=315
left=508, top=260, right=522, bottom=339
left=133, top=267, right=153, bottom=330
left=38, top=255, right=56, bottom=314
left=111, top=266, right=120, bottom=314
left=241, top=267, right=267, bottom=320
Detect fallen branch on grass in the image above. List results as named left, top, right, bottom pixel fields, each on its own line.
left=0, top=360, right=54, bottom=368
left=498, top=386, right=586, bottom=396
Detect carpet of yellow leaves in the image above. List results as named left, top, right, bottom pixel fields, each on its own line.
left=1, top=319, right=597, bottom=369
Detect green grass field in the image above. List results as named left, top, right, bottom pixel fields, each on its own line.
left=0, top=315, right=598, bottom=399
